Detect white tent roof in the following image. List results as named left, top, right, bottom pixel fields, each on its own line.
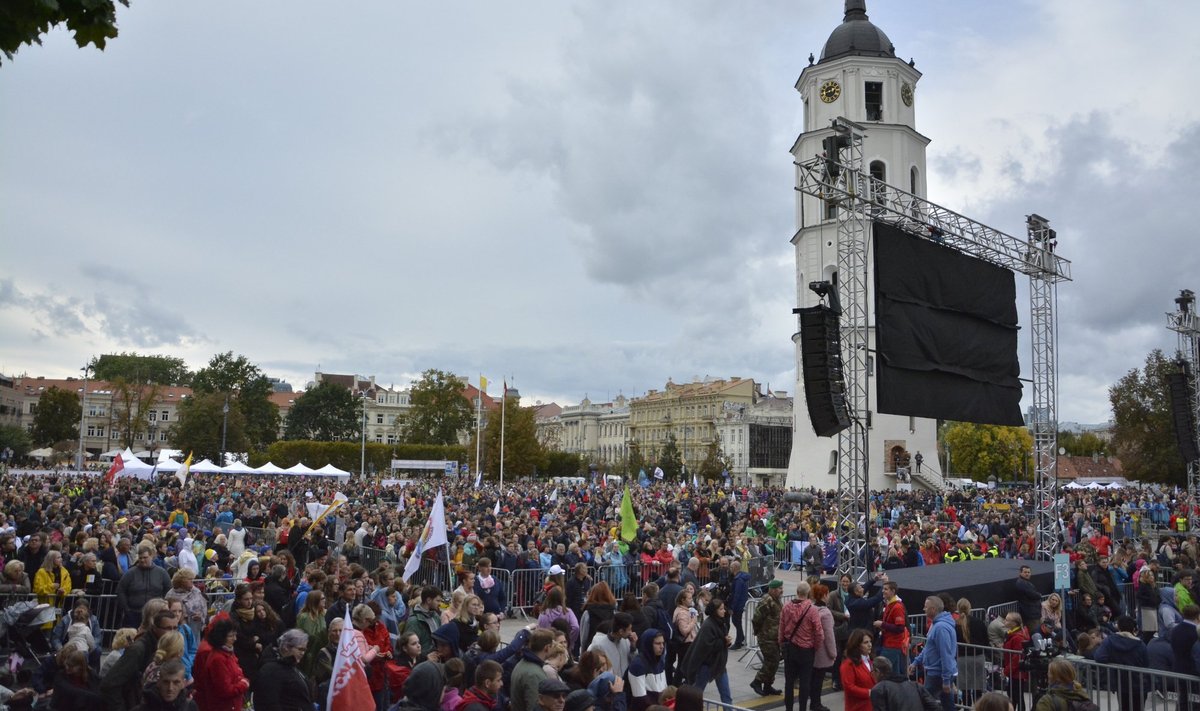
left=256, top=462, right=288, bottom=474
left=1085, top=482, right=1104, bottom=489
left=315, top=463, right=352, bottom=477
left=99, top=449, right=123, bottom=460
left=221, top=461, right=258, bottom=475
left=28, top=447, right=54, bottom=458
left=154, top=459, right=183, bottom=472
left=190, top=459, right=222, bottom=473
left=116, top=448, right=155, bottom=471
left=285, top=463, right=318, bottom=475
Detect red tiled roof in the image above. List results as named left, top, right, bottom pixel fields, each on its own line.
left=1057, top=455, right=1123, bottom=480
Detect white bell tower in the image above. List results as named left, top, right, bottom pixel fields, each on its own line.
left=787, top=1, right=943, bottom=491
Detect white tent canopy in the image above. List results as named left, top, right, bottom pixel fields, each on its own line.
left=155, top=459, right=183, bottom=472
left=221, top=461, right=258, bottom=475
left=190, top=459, right=222, bottom=473
left=285, top=463, right=318, bottom=475
left=28, top=447, right=54, bottom=459
left=315, top=463, right=352, bottom=478
left=256, top=462, right=288, bottom=475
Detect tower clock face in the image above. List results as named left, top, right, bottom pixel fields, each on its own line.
left=819, top=80, right=841, bottom=104
left=901, top=82, right=914, bottom=107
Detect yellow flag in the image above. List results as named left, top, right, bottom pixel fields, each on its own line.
left=480, top=375, right=488, bottom=392
left=620, top=487, right=638, bottom=542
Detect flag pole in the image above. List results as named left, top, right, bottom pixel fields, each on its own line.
left=500, top=379, right=507, bottom=491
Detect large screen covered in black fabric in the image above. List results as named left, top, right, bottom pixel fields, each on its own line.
left=873, top=222, right=1023, bottom=425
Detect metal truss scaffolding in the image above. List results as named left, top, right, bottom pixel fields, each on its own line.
left=797, top=118, right=1072, bottom=576
left=1167, top=290, right=1200, bottom=527
left=1027, top=215, right=1062, bottom=558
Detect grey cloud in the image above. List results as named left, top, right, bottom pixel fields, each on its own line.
left=976, top=114, right=1200, bottom=421
left=449, top=4, right=788, bottom=294
left=0, top=278, right=90, bottom=336
left=89, top=294, right=200, bottom=349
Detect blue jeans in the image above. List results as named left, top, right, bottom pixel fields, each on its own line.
left=880, top=646, right=907, bottom=674
left=694, top=664, right=733, bottom=704
left=924, top=673, right=955, bottom=711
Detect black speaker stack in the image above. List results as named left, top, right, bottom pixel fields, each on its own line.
left=798, top=305, right=852, bottom=437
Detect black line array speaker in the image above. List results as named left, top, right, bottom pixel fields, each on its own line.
left=798, top=305, right=851, bottom=437
left=1167, top=361, right=1200, bottom=464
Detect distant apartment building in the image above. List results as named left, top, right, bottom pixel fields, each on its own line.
left=537, top=396, right=630, bottom=467
left=716, top=393, right=793, bottom=487
left=628, top=377, right=757, bottom=473
left=310, top=372, right=412, bottom=444
left=13, top=376, right=188, bottom=457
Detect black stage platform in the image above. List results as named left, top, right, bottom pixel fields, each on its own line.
left=865, top=559, right=1055, bottom=612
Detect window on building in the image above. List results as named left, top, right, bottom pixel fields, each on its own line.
left=376, top=414, right=384, bottom=424
left=87, top=426, right=96, bottom=437
left=160, top=432, right=168, bottom=441
left=160, top=411, right=168, bottom=422
left=869, top=160, right=887, bottom=204
left=96, top=426, right=104, bottom=437
left=148, top=410, right=157, bottom=422
left=865, top=81, right=883, bottom=121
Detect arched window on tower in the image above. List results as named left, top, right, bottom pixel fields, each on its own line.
left=869, top=160, right=887, bottom=206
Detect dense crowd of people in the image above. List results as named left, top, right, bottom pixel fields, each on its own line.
left=0, top=469, right=1195, bottom=711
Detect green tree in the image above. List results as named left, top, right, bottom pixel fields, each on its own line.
left=0, top=0, right=130, bottom=66
left=404, top=369, right=474, bottom=445
left=482, top=396, right=546, bottom=478
left=627, top=443, right=646, bottom=479
left=1109, top=349, right=1185, bottom=484
left=1058, top=430, right=1110, bottom=457
left=942, top=421, right=1033, bottom=481
left=696, top=440, right=728, bottom=481
left=658, top=433, right=683, bottom=481
left=90, top=352, right=190, bottom=385
left=284, top=381, right=359, bottom=441
left=169, top=393, right=247, bottom=464
left=30, top=386, right=81, bottom=446
left=544, top=451, right=584, bottom=478
left=0, top=424, right=34, bottom=460
left=110, top=377, right=162, bottom=448
left=190, top=352, right=280, bottom=453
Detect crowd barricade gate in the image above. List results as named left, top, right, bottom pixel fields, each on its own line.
left=404, top=556, right=448, bottom=591
left=490, top=568, right=514, bottom=615
left=510, top=568, right=548, bottom=618
left=593, top=562, right=641, bottom=599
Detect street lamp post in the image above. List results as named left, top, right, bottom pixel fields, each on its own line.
left=358, top=390, right=369, bottom=478
left=220, top=396, right=229, bottom=467
left=147, top=424, right=158, bottom=465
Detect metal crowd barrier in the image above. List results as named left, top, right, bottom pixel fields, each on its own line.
left=930, top=640, right=1199, bottom=711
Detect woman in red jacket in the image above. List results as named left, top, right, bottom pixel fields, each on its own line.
left=194, top=619, right=250, bottom=711
left=838, top=628, right=877, bottom=711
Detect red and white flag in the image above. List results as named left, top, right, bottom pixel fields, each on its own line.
left=104, top=454, right=125, bottom=486
left=326, top=610, right=372, bottom=711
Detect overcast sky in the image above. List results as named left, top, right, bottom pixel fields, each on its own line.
left=2, top=1, right=1198, bottom=425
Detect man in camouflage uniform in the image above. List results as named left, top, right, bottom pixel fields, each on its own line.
left=751, top=579, right=784, bottom=696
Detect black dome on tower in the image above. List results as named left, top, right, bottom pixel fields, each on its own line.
left=819, top=0, right=896, bottom=64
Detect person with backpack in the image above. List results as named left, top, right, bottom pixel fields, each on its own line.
left=1032, top=659, right=1098, bottom=711
left=1093, top=616, right=1148, bottom=711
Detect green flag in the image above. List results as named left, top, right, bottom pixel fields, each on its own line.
left=620, top=486, right=638, bottom=542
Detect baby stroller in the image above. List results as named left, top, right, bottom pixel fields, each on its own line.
left=0, top=602, right=57, bottom=674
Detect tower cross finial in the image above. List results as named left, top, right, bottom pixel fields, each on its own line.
left=845, top=0, right=868, bottom=21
